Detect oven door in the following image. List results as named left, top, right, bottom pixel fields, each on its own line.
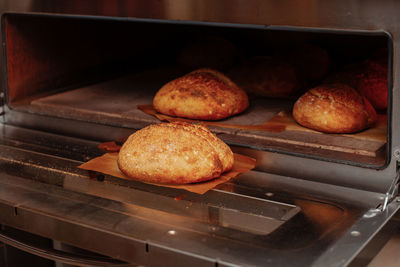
left=0, top=124, right=399, bottom=267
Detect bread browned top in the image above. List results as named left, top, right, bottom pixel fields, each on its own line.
left=117, top=122, right=234, bottom=184
left=153, top=69, right=249, bottom=120
left=292, top=84, right=377, bottom=133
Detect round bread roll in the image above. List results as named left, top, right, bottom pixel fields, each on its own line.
left=292, top=84, right=377, bottom=133
left=229, top=56, right=301, bottom=98
left=153, top=69, right=249, bottom=120
left=117, top=122, right=234, bottom=184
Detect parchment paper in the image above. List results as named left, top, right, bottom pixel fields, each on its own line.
left=78, top=143, right=256, bottom=194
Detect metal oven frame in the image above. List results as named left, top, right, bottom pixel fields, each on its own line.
left=0, top=1, right=400, bottom=266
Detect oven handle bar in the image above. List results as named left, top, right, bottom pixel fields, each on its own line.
left=0, top=230, right=135, bottom=267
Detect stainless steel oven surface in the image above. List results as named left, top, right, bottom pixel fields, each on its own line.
left=0, top=1, right=400, bottom=266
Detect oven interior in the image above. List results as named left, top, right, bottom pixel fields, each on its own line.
left=3, top=13, right=391, bottom=169
left=0, top=13, right=398, bottom=266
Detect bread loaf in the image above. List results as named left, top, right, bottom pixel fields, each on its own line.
left=292, top=84, right=377, bottom=133
left=153, top=69, right=249, bottom=120
left=117, top=122, right=234, bottom=184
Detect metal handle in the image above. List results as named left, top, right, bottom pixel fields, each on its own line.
left=0, top=230, right=134, bottom=267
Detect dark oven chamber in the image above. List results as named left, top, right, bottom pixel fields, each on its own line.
left=0, top=1, right=400, bottom=267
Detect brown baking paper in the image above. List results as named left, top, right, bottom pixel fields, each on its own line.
left=78, top=150, right=256, bottom=195
left=138, top=104, right=286, bottom=132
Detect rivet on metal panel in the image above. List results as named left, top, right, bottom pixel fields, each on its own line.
left=350, top=231, right=361, bottom=237
left=363, top=209, right=379, bottom=218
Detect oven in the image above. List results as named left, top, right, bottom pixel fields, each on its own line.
left=0, top=1, right=400, bottom=266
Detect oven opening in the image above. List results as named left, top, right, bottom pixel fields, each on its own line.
left=3, top=13, right=391, bottom=168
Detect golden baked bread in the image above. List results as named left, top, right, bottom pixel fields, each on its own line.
left=153, top=69, right=249, bottom=120
left=228, top=56, right=301, bottom=98
left=117, top=122, right=234, bottom=184
left=292, top=84, right=377, bottom=133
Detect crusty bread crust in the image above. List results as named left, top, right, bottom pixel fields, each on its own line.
left=171, top=122, right=234, bottom=172
left=153, top=69, right=249, bottom=120
left=117, top=122, right=234, bottom=184
left=292, top=84, right=377, bottom=133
